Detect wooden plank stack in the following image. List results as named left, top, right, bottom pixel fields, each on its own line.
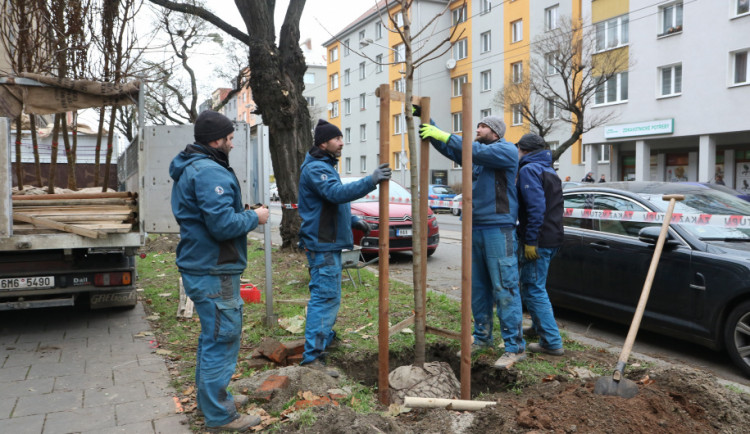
left=11, top=191, right=137, bottom=238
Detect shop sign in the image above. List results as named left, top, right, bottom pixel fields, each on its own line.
left=604, top=119, right=674, bottom=139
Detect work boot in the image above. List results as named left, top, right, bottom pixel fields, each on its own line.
left=493, top=351, right=526, bottom=370
left=196, top=394, right=249, bottom=417
left=527, top=342, right=564, bottom=356
left=304, top=359, right=340, bottom=378
left=207, top=414, right=261, bottom=432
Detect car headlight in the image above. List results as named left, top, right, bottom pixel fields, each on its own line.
left=430, top=219, right=438, bottom=228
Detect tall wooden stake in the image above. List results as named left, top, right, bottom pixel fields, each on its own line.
left=377, top=83, right=391, bottom=405
left=460, top=83, right=473, bottom=399
left=418, top=98, right=431, bottom=362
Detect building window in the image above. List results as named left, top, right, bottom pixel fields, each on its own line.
left=512, top=61, right=523, bottom=83
left=329, top=46, right=338, bottom=62
left=393, top=152, right=402, bottom=170
left=375, top=54, right=384, bottom=73
left=581, top=145, right=586, bottom=163
left=659, top=64, right=682, bottom=97
left=545, top=52, right=559, bottom=75
left=330, top=73, right=338, bottom=90
left=545, top=98, right=560, bottom=119
left=345, top=157, right=351, bottom=173
left=512, top=104, right=523, bottom=125
left=595, top=72, right=629, bottom=104
left=737, top=0, right=750, bottom=16
left=359, top=62, right=366, bottom=80
left=732, top=49, right=749, bottom=85
left=480, top=108, right=492, bottom=118
left=393, top=114, right=404, bottom=134
left=598, top=145, right=611, bottom=163
left=452, top=112, right=462, bottom=133
left=595, top=15, right=629, bottom=52
left=394, top=43, right=405, bottom=63
left=511, top=19, right=523, bottom=43
left=343, top=39, right=350, bottom=56
left=305, top=96, right=315, bottom=106
left=393, top=79, right=404, bottom=93
left=394, top=12, right=404, bottom=28
left=452, top=75, right=468, bottom=97
left=660, top=2, right=683, bottom=36
left=545, top=5, right=559, bottom=31
left=345, top=127, right=351, bottom=143
left=303, top=72, right=315, bottom=84
left=480, top=31, right=491, bottom=53
left=360, top=124, right=367, bottom=141
left=360, top=156, right=367, bottom=172
left=480, top=70, right=491, bottom=92
left=480, top=0, right=491, bottom=14
left=344, top=98, right=351, bottom=115
left=330, top=101, right=339, bottom=118
left=452, top=5, right=467, bottom=25
left=375, top=21, right=383, bottom=39
left=359, top=93, right=366, bottom=110
left=359, top=30, right=366, bottom=41
left=453, top=38, right=468, bottom=60
left=344, top=69, right=350, bottom=85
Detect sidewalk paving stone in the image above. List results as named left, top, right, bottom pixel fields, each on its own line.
left=0, top=397, right=16, bottom=419
left=115, top=396, right=177, bottom=426
left=0, top=365, right=29, bottom=382
left=81, top=420, right=155, bottom=434
left=84, top=383, right=148, bottom=407
left=3, top=348, right=61, bottom=367
left=27, top=360, right=85, bottom=379
left=0, top=414, right=44, bottom=432
left=43, top=406, right=116, bottom=434
left=154, top=414, right=191, bottom=433
left=53, top=373, right=114, bottom=392
left=1, top=377, right=54, bottom=397
left=13, top=390, right=82, bottom=417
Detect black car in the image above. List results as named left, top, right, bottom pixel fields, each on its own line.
left=548, top=182, right=750, bottom=376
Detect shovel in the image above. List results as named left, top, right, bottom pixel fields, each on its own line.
left=594, top=194, right=684, bottom=398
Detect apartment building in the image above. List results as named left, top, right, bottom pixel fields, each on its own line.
left=581, top=0, right=750, bottom=188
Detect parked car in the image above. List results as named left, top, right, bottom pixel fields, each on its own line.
left=428, top=184, right=457, bottom=212
left=269, top=183, right=279, bottom=201
left=342, top=177, right=440, bottom=256
left=680, top=182, right=750, bottom=202
left=450, top=193, right=462, bottom=216
left=562, top=181, right=584, bottom=190
left=547, top=182, right=750, bottom=376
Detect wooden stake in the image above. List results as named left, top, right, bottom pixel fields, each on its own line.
left=377, top=83, right=391, bottom=406
left=460, top=82, right=473, bottom=400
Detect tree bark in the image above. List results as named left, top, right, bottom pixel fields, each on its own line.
left=14, top=117, right=24, bottom=192
left=48, top=114, right=61, bottom=194
left=30, top=116, right=42, bottom=186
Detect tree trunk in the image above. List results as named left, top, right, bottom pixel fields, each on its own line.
left=14, top=117, right=24, bottom=192
left=30, top=116, right=42, bottom=186
left=60, top=118, right=77, bottom=190
left=47, top=114, right=61, bottom=194
left=102, top=106, right=117, bottom=192
left=94, top=107, right=105, bottom=185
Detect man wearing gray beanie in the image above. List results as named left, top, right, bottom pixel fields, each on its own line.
left=419, top=115, right=525, bottom=370
left=515, top=133, right=565, bottom=357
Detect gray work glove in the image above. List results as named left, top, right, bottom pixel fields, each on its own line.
left=352, top=220, right=371, bottom=237
left=370, top=163, right=392, bottom=183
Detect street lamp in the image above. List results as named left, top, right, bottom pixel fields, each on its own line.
left=361, top=38, right=408, bottom=186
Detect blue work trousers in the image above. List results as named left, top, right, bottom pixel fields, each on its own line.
left=519, top=246, right=563, bottom=350
left=301, top=250, right=342, bottom=365
left=182, top=273, right=243, bottom=428
left=471, top=227, right=525, bottom=353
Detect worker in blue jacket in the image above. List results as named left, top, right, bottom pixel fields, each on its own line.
left=516, top=133, right=565, bottom=357
left=298, top=119, right=391, bottom=375
left=420, top=115, right=525, bottom=370
left=170, top=111, right=269, bottom=432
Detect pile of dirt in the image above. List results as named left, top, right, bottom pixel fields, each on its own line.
left=142, top=234, right=180, bottom=254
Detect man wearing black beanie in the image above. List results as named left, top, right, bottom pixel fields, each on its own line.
left=297, top=119, right=392, bottom=376
left=169, top=110, right=270, bottom=431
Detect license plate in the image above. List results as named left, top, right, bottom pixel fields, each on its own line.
left=0, top=276, right=55, bottom=290
left=396, top=229, right=412, bottom=237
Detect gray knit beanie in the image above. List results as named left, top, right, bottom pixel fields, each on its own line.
left=517, top=133, right=546, bottom=151
left=478, top=116, right=506, bottom=138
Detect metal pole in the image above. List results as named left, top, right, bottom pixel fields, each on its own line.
left=460, top=82, right=473, bottom=400
left=377, top=83, right=391, bottom=405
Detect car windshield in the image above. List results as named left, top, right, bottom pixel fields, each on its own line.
left=639, top=189, right=750, bottom=240
left=432, top=186, right=455, bottom=195
left=341, top=177, right=412, bottom=203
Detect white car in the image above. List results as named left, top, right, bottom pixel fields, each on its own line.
left=450, top=193, right=462, bottom=216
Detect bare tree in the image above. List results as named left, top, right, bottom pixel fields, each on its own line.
left=147, top=0, right=312, bottom=250
left=496, top=16, right=631, bottom=161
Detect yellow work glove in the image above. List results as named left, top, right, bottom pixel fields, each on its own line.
left=419, top=124, right=450, bottom=143
left=524, top=244, right=539, bottom=261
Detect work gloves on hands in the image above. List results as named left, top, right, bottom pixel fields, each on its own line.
left=352, top=220, right=372, bottom=237
left=370, top=163, right=392, bottom=183
left=524, top=244, right=540, bottom=261
left=412, top=104, right=421, bottom=118
left=419, top=124, right=450, bottom=143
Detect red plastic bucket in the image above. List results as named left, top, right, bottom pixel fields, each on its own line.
left=240, top=283, right=261, bottom=303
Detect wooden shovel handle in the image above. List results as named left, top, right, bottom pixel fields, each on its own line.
left=617, top=194, right=685, bottom=367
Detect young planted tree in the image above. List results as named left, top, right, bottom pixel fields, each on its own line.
left=496, top=16, right=631, bottom=161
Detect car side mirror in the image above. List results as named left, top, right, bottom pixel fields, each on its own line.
left=638, top=226, right=681, bottom=247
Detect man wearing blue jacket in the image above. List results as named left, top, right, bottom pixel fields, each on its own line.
left=298, top=119, right=391, bottom=375
left=516, top=133, right=565, bottom=356
left=170, top=111, right=269, bottom=432
left=420, top=116, right=525, bottom=370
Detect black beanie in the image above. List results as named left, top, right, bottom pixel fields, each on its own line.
left=314, top=119, right=343, bottom=146
left=517, top=133, right=546, bottom=151
left=194, top=110, right=235, bottom=145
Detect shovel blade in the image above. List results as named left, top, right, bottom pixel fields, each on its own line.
left=594, top=376, right=639, bottom=399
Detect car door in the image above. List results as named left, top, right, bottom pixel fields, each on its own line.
left=580, top=193, right=696, bottom=328
left=546, top=193, right=587, bottom=305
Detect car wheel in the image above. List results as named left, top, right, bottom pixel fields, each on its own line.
left=427, top=248, right=436, bottom=257
left=451, top=207, right=461, bottom=216
left=724, top=300, right=750, bottom=377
